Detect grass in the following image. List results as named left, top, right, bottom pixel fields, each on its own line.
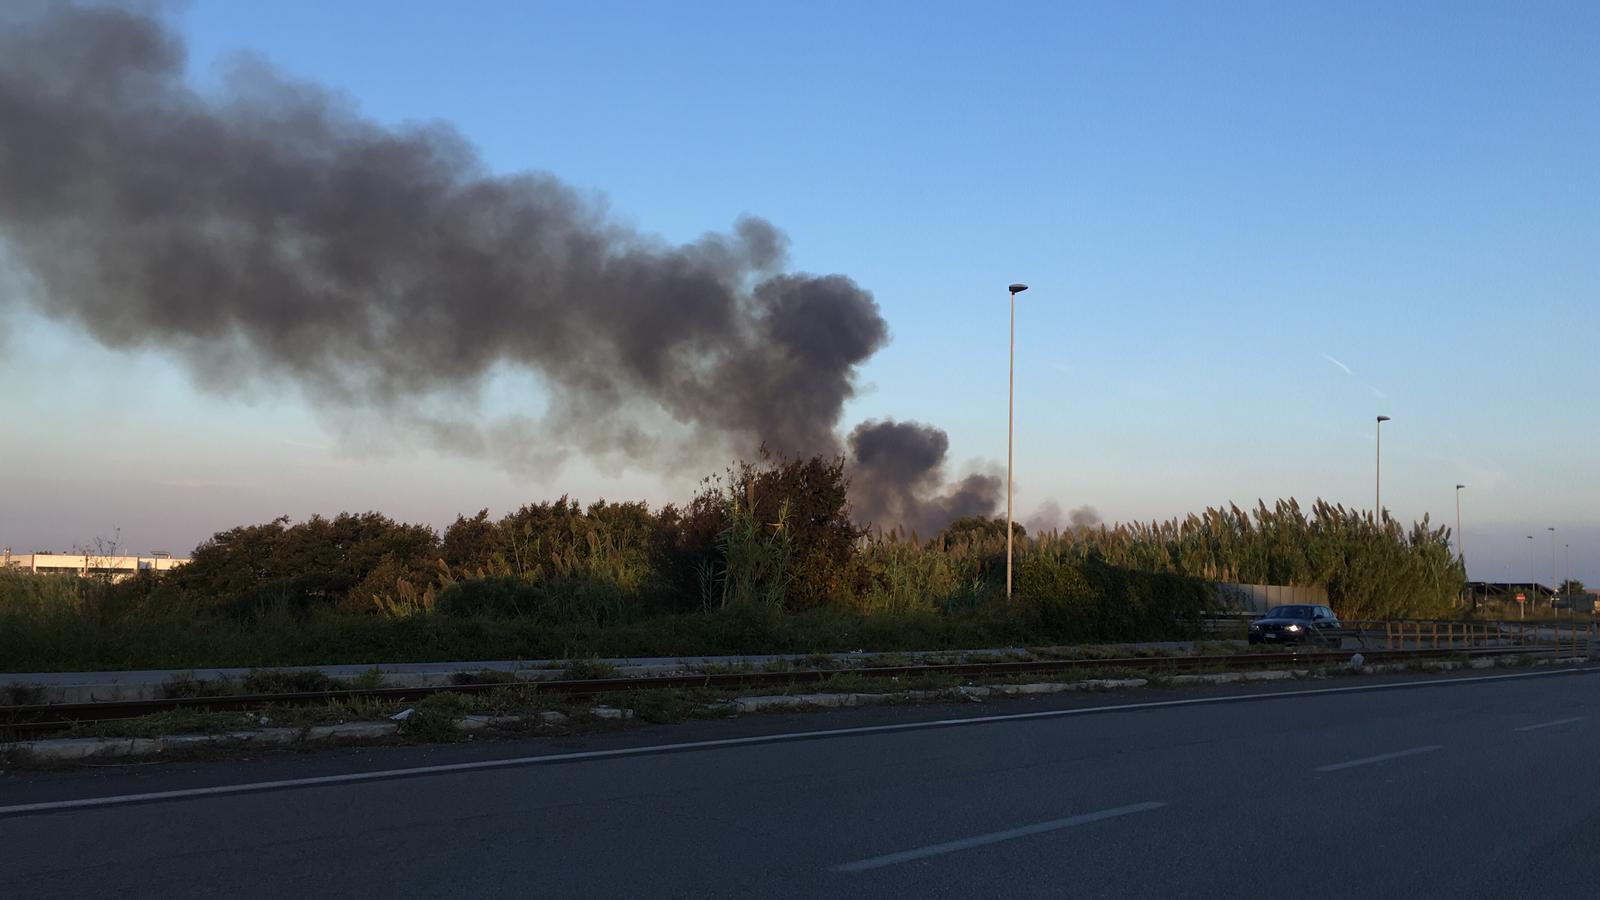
left=0, top=557, right=1216, bottom=673
left=563, top=659, right=619, bottom=680
left=0, top=683, right=47, bottom=707
left=450, top=668, right=523, bottom=686
left=0, top=604, right=1161, bottom=672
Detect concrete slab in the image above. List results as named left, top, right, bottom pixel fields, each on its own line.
left=305, top=722, right=400, bottom=741
left=1078, top=678, right=1150, bottom=690
left=3, top=737, right=162, bottom=761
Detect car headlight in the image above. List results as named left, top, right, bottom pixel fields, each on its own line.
left=1284, top=624, right=1301, bottom=632
left=1249, top=624, right=1260, bottom=631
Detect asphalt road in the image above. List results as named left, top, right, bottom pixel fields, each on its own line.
left=4, top=667, right=1600, bottom=899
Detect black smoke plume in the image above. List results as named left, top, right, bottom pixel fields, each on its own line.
left=1028, top=501, right=1102, bottom=533
left=848, top=420, right=1002, bottom=536
left=0, top=2, right=1000, bottom=530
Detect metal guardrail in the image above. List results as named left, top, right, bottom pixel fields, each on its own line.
left=1206, top=616, right=1597, bottom=654
left=0, top=643, right=1569, bottom=739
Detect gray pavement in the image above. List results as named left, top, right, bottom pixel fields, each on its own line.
left=4, top=666, right=1600, bottom=898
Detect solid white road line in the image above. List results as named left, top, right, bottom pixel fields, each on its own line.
left=2, top=665, right=1594, bottom=818
left=1314, top=745, right=1443, bottom=772
left=830, top=802, right=1167, bottom=873
left=1514, top=716, right=1585, bottom=732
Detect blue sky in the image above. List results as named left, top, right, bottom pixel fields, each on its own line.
left=1, top=0, right=1596, bottom=584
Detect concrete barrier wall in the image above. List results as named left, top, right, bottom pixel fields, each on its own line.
left=1216, top=583, right=1329, bottom=614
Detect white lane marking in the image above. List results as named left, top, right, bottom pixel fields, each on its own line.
left=830, top=802, right=1167, bottom=873
left=1514, top=716, right=1585, bottom=732
left=2, top=665, right=1594, bottom=818
left=1314, top=745, right=1442, bottom=772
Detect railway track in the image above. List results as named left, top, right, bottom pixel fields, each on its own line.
left=0, top=644, right=1565, bottom=739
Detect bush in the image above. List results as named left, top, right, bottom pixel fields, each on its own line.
left=435, top=576, right=539, bottom=618
left=0, top=455, right=1455, bottom=672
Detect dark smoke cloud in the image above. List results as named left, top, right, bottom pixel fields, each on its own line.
left=1026, top=500, right=1101, bottom=534
left=1069, top=504, right=1102, bottom=529
left=0, top=3, right=881, bottom=460
left=848, top=420, right=1001, bottom=536
left=0, top=2, right=998, bottom=531
left=1027, top=500, right=1064, bottom=533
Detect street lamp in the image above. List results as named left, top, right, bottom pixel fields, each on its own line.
left=1548, top=527, right=1557, bottom=609
left=1527, top=534, right=1536, bottom=614
left=1455, top=484, right=1467, bottom=606
left=1005, top=282, right=1028, bottom=599
left=1375, top=416, right=1391, bottom=523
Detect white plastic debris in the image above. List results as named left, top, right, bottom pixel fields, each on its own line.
left=389, top=708, right=414, bottom=721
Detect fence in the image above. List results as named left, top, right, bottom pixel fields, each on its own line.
left=1203, top=615, right=1595, bottom=653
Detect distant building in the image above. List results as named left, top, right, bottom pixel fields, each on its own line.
left=1, top=549, right=189, bottom=582
left=1465, top=581, right=1558, bottom=606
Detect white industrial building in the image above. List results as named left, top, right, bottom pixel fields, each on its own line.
left=1, top=549, right=189, bottom=581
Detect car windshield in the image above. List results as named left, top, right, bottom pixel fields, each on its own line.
left=1265, top=606, right=1313, bottom=619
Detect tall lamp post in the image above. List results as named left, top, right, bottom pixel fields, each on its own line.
left=1527, top=534, right=1536, bottom=614
left=1005, top=282, right=1028, bottom=599
left=1375, top=416, right=1391, bottom=523
left=1548, top=527, right=1557, bottom=610
left=1455, top=484, right=1467, bottom=606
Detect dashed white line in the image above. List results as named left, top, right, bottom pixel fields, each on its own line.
left=830, top=802, right=1167, bottom=873
left=1315, top=745, right=1443, bottom=772
left=1514, top=716, right=1584, bottom=732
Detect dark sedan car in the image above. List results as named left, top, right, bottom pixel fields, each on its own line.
left=1247, top=604, right=1342, bottom=647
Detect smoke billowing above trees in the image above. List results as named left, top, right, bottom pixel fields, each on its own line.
left=0, top=2, right=1000, bottom=530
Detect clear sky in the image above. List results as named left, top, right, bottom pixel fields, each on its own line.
left=1, top=0, right=1596, bottom=585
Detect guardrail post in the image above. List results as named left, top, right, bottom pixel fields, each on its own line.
left=1432, top=621, right=1439, bottom=649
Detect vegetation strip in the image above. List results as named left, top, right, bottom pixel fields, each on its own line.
left=0, top=645, right=1552, bottom=739
left=4, top=454, right=1482, bottom=676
